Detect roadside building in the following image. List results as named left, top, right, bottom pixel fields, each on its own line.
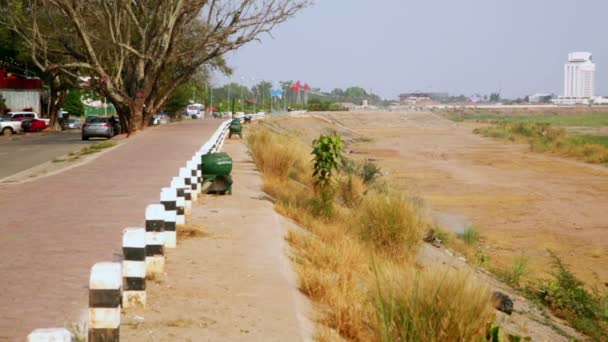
left=0, top=69, right=43, bottom=113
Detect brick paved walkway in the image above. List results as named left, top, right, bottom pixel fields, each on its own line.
left=0, top=120, right=222, bottom=340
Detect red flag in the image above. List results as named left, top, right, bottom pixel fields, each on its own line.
left=291, top=81, right=301, bottom=92
left=303, top=83, right=310, bottom=93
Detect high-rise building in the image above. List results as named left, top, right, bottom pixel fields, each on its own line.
left=564, top=52, right=595, bottom=99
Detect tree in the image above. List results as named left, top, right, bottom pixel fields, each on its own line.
left=489, top=93, right=501, bottom=103
left=62, top=89, right=84, bottom=116
left=1, top=0, right=308, bottom=134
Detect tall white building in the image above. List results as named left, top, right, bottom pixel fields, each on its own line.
left=564, top=52, right=595, bottom=99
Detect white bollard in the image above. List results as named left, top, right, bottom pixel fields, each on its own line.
left=28, top=328, right=72, bottom=342
left=145, top=204, right=166, bottom=276
left=88, top=262, right=121, bottom=341
left=122, top=227, right=146, bottom=309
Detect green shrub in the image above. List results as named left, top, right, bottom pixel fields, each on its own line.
left=495, top=256, right=529, bottom=288
left=459, top=225, right=480, bottom=245
left=342, top=158, right=382, bottom=184
left=538, top=252, right=608, bottom=340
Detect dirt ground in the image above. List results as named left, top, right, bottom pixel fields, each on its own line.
left=121, top=137, right=313, bottom=341
left=308, top=111, right=608, bottom=286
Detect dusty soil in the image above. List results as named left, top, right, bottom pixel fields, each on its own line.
left=121, top=137, right=313, bottom=341
left=322, top=111, right=608, bottom=286
left=268, top=111, right=608, bottom=340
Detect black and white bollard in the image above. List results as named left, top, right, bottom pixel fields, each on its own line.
left=145, top=204, right=165, bottom=276
left=180, top=167, right=197, bottom=202
left=187, top=159, right=201, bottom=196
left=122, top=227, right=146, bottom=308
left=88, top=262, right=121, bottom=342
left=28, top=328, right=72, bottom=341
left=171, top=177, right=191, bottom=216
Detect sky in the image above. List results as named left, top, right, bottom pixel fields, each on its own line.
left=219, top=0, right=608, bottom=100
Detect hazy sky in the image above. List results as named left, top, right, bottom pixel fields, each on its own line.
left=220, top=0, right=608, bottom=99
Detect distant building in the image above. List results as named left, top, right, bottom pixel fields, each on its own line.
left=0, top=69, right=43, bottom=114
left=555, top=52, right=595, bottom=105
left=528, top=93, right=554, bottom=103
left=399, top=92, right=446, bottom=106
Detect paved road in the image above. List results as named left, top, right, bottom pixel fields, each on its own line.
left=0, top=131, right=93, bottom=179
left=0, top=119, right=222, bottom=340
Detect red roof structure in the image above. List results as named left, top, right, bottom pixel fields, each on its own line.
left=0, top=69, right=43, bottom=90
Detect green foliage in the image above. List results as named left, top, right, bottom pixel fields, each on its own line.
left=311, top=133, right=343, bottom=189
left=306, top=99, right=348, bottom=112
left=538, top=252, right=608, bottom=340
left=342, top=158, right=382, bottom=184
left=459, top=225, right=480, bottom=245
left=495, top=256, right=529, bottom=288
left=450, top=113, right=608, bottom=127
left=306, top=187, right=336, bottom=219
left=63, top=90, right=84, bottom=116
left=487, top=325, right=502, bottom=342
left=475, top=122, right=608, bottom=164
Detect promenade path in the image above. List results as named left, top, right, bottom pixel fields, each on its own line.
left=0, top=119, right=222, bottom=340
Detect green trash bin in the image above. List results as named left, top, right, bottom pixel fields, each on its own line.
left=229, top=119, right=242, bottom=139
left=201, top=152, right=233, bottom=195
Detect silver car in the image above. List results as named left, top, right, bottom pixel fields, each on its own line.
left=68, top=119, right=82, bottom=129
left=82, top=117, right=114, bottom=140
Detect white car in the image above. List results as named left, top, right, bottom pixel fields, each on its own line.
left=6, top=111, right=51, bottom=126
left=0, top=116, right=23, bottom=136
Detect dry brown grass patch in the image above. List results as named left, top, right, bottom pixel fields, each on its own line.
left=177, top=223, right=209, bottom=240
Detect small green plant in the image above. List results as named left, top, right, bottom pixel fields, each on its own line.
left=342, top=158, right=382, bottom=184
left=495, top=255, right=529, bottom=288
left=311, top=133, right=343, bottom=189
left=459, top=225, right=480, bottom=245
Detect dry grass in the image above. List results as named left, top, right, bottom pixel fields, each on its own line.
left=177, top=223, right=209, bottom=240
left=475, top=122, right=608, bottom=164
left=357, top=190, right=425, bottom=260
left=247, top=124, right=495, bottom=341
left=375, top=266, right=495, bottom=342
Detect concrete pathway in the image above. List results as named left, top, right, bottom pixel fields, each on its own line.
left=0, top=120, right=222, bottom=340
left=121, top=138, right=312, bottom=341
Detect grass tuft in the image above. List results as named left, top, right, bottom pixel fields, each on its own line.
left=358, top=190, right=425, bottom=260
left=459, top=225, right=480, bottom=245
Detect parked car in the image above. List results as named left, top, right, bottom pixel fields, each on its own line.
left=21, top=119, right=47, bottom=132
left=68, top=119, right=82, bottom=129
left=0, top=115, right=23, bottom=136
left=82, top=117, right=115, bottom=140
left=6, top=111, right=50, bottom=126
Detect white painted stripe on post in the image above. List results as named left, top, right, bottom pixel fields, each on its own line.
left=145, top=204, right=165, bottom=221
left=171, top=177, right=185, bottom=189
left=122, top=260, right=146, bottom=278
left=161, top=187, right=177, bottom=202
left=164, top=208, right=177, bottom=248
left=123, top=227, right=145, bottom=248
left=89, top=262, right=121, bottom=290
left=145, top=231, right=165, bottom=246
left=89, top=308, right=120, bottom=329
left=28, top=328, right=72, bottom=342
